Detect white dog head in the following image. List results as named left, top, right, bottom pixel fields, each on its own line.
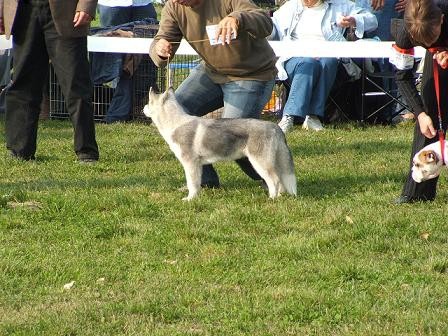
left=411, top=148, right=444, bottom=183
left=142, top=87, right=175, bottom=119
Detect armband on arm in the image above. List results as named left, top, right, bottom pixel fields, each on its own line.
left=390, top=44, right=415, bottom=70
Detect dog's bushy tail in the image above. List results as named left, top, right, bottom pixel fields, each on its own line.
left=276, top=132, right=297, bottom=196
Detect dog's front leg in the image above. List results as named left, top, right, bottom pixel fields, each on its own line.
left=181, top=161, right=202, bottom=201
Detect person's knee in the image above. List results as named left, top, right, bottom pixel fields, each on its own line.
left=290, top=59, right=320, bottom=77
left=295, top=57, right=319, bottom=69
left=321, top=59, right=338, bottom=71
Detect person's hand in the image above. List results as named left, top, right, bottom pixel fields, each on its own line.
left=154, top=38, right=173, bottom=59
left=338, top=16, right=356, bottom=28
left=370, top=0, right=385, bottom=11
left=73, top=11, right=92, bottom=28
left=395, top=0, right=408, bottom=13
left=434, top=51, right=448, bottom=69
left=215, top=16, right=238, bottom=45
left=418, top=112, right=437, bottom=138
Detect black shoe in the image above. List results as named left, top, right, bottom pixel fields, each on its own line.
left=393, top=195, right=433, bottom=204
left=8, top=150, right=35, bottom=161
left=77, top=151, right=99, bottom=163
left=201, top=181, right=220, bottom=189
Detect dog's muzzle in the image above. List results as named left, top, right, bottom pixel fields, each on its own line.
left=143, top=105, right=150, bottom=117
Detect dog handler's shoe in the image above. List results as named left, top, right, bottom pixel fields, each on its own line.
left=201, top=181, right=220, bottom=189
left=278, top=115, right=294, bottom=133
left=8, top=150, right=35, bottom=161
left=302, top=115, right=324, bottom=131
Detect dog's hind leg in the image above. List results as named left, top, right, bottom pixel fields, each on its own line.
left=277, top=147, right=297, bottom=196
left=247, top=156, right=282, bottom=198
left=264, top=173, right=283, bottom=198
left=181, top=161, right=202, bottom=201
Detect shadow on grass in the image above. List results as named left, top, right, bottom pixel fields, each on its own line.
left=0, top=168, right=405, bottom=201
left=219, top=169, right=405, bottom=199
left=289, top=140, right=409, bottom=157
left=0, top=174, right=178, bottom=192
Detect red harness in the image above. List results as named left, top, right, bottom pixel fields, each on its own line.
left=429, top=48, right=446, bottom=164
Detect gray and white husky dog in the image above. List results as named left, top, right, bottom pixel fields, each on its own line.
left=143, top=87, right=297, bottom=200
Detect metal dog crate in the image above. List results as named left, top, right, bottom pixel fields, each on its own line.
left=49, top=64, right=115, bottom=121
left=132, top=54, right=205, bottom=119
left=48, top=57, right=202, bottom=121
left=49, top=58, right=201, bottom=122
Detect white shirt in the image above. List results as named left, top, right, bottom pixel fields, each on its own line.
left=291, top=3, right=326, bottom=41
left=97, top=0, right=153, bottom=6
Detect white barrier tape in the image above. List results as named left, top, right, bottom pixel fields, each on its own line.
left=1, top=35, right=426, bottom=58
left=271, top=40, right=427, bottom=58
left=87, top=37, right=198, bottom=55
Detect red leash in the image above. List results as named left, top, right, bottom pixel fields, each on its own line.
left=430, top=48, right=446, bottom=164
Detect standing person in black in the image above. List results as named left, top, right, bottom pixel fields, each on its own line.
left=0, top=0, right=100, bottom=162
left=392, top=0, right=448, bottom=203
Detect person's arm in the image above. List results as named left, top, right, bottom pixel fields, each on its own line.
left=393, top=26, right=424, bottom=115
left=396, top=67, right=436, bottom=138
left=76, top=0, right=97, bottom=18
left=73, top=0, right=97, bottom=27
left=345, top=1, right=378, bottom=39
left=73, top=11, right=93, bottom=27
left=392, top=26, right=436, bottom=137
left=270, top=0, right=296, bottom=41
left=149, top=2, right=183, bottom=68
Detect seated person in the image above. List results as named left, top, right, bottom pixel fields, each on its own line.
left=271, top=0, right=378, bottom=132
left=97, top=0, right=158, bottom=123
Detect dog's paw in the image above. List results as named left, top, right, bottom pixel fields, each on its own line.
left=182, top=190, right=199, bottom=201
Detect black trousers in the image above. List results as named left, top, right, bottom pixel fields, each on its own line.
left=401, top=50, right=448, bottom=200
left=5, top=1, right=99, bottom=160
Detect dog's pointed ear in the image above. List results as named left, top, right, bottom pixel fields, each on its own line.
left=425, top=150, right=439, bottom=163
left=148, top=86, right=156, bottom=103
left=161, top=86, right=175, bottom=102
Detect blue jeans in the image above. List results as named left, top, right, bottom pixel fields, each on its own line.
left=373, top=1, right=402, bottom=41
left=98, top=4, right=157, bottom=123
left=98, top=4, right=157, bottom=27
left=175, top=64, right=275, bottom=186
left=354, top=0, right=402, bottom=40
left=282, top=57, right=338, bottom=120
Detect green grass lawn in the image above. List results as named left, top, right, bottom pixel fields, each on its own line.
left=1, top=117, right=448, bottom=335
